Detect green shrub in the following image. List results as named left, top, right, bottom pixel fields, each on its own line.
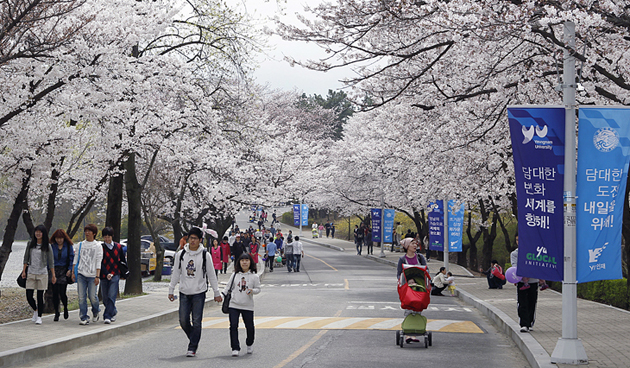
left=576, top=279, right=629, bottom=309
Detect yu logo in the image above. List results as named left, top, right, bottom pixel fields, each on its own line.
left=522, top=125, right=548, bottom=144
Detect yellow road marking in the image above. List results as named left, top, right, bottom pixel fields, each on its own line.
left=306, top=254, right=337, bottom=271
left=198, top=316, right=484, bottom=333
left=273, top=330, right=328, bottom=368
left=344, top=279, right=349, bottom=290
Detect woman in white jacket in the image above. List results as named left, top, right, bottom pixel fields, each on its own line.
left=431, top=267, right=448, bottom=296
left=224, top=253, right=261, bottom=357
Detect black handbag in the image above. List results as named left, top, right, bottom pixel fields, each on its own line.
left=222, top=274, right=236, bottom=314
left=65, top=245, right=75, bottom=285
left=17, top=267, right=28, bottom=288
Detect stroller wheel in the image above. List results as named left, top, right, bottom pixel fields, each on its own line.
left=424, top=336, right=429, bottom=348
left=428, top=332, right=433, bottom=346
left=395, top=331, right=400, bottom=346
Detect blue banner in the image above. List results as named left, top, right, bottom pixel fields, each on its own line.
left=428, top=201, right=444, bottom=251
left=447, top=200, right=465, bottom=252
left=508, top=107, right=564, bottom=281
left=576, top=107, right=630, bottom=283
left=383, top=209, right=395, bottom=243
left=293, top=204, right=300, bottom=227
left=301, top=204, right=309, bottom=226
left=371, top=208, right=382, bottom=242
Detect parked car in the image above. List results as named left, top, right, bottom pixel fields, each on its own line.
left=141, top=235, right=176, bottom=266
left=120, top=239, right=155, bottom=276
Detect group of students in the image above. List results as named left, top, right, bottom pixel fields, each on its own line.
left=168, top=227, right=261, bottom=358
left=21, top=224, right=127, bottom=325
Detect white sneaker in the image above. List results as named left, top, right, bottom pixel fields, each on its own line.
left=231, top=350, right=239, bottom=357
left=520, top=326, right=529, bottom=332
left=32, top=310, right=38, bottom=322
left=79, top=319, right=89, bottom=325
left=247, top=345, right=253, bottom=354
left=35, top=317, right=42, bottom=325
left=186, top=351, right=195, bottom=357
left=528, top=326, right=534, bottom=331
left=110, top=316, right=116, bottom=322
left=104, top=319, right=111, bottom=324
left=92, top=313, right=99, bottom=323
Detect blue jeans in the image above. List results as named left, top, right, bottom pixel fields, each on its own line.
left=294, top=254, right=302, bottom=271
left=286, top=254, right=294, bottom=271
left=356, top=239, right=363, bottom=255
left=77, top=273, right=100, bottom=321
left=100, top=274, right=120, bottom=320
left=179, top=292, right=206, bottom=352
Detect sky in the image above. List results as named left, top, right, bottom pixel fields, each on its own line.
left=226, top=0, right=351, bottom=96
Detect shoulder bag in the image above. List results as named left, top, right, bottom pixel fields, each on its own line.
left=17, top=266, right=28, bottom=288
left=221, top=273, right=236, bottom=314
left=66, top=244, right=75, bottom=285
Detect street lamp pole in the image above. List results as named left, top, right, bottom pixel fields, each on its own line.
left=379, top=191, right=386, bottom=258
left=551, top=21, right=588, bottom=365
left=443, top=200, right=449, bottom=274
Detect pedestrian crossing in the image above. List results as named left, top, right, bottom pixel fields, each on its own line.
left=199, top=316, right=483, bottom=333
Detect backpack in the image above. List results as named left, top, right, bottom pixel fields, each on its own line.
left=178, top=249, right=208, bottom=290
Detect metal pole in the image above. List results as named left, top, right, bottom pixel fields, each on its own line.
left=380, top=191, right=386, bottom=258
left=299, top=199, right=303, bottom=237
left=551, top=21, right=588, bottom=365
left=443, top=200, right=449, bottom=274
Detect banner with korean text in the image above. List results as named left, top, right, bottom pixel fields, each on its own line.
left=383, top=209, right=395, bottom=243
left=428, top=201, right=444, bottom=251
left=371, top=208, right=382, bottom=242
left=293, top=204, right=301, bottom=226
left=301, top=204, right=309, bottom=226
left=576, top=107, right=630, bottom=283
left=508, top=107, right=564, bottom=281
left=447, top=200, right=465, bottom=252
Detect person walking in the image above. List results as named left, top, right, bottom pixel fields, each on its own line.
left=22, top=225, right=56, bottom=325
left=168, top=228, right=222, bottom=357
left=511, top=234, right=539, bottom=332
left=211, top=239, right=222, bottom=278
left=330, top=222, right=335, bottom=238
left=231, top=234, right=246, bottom=262
left=293, top=236, right=305, bottom=272
left=325, top=222, right=331, bottom=238
left=100, top=226, right=127, bottom=324
left=71, top=224, right=103, bottom=325
left=284, top=237, right=295, bottom=272
left=265, top=237, right=277, bottom=272
left=318, top=224, right=324, bottom=238
left=50, top=228, right=74, bottom=321
left=365, top=225, right=373, bottom=255
left=224, top=253, right=261, bottom=357
left=354, top=225, right=363, bottom=255
left=250, top=239, right=260, bottom=265
left=220, top=236, right=231, bottom=274
left=396, top=239, right=427, bottom=279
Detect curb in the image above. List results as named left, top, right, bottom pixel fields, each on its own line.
left=456, top=289, right=555, bottom=368
left=0, top=299, right=218, bottom=368
left=300, top=238, right=345, bottom=252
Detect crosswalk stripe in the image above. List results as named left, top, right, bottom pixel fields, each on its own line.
left=197, top=316, right=483, bottom=333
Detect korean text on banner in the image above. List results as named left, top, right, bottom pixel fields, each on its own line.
left=508, top=107, right=564, bottom=281
left=301, top=204, right=309, bottom=226
left=383, top=209, right=395, bottom=243
left=293, top=204, right=300, bottom=227
left=428, top=201, right=444, bottom=251
left=371, top=209, right=382, bottom=242
left=447, top=200, right=465, bottom=252
left=576, top=107, right=630, bottom=283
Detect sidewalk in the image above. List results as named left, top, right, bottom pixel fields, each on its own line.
left=284, top=223, right=630, bottom=368
left=0, top=262, right=264, bottom=367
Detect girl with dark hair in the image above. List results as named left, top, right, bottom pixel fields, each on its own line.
left=22, top=225, right=56, bottom=324
left=431, top=267, right=448, bottom=296
left=50, top=228, right=74, bottom=320
left=223, top=253, right=261, bottom=357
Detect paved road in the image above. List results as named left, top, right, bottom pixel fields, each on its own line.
left=29, top=210, right=529, bottom=368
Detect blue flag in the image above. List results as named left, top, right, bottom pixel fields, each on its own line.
left=447, top=200, right=465, bottom=252
left=428, top=201, right=444, bottom=251
left=371, top=209, right=382, bottom=242
left=508, top=107, right=564, bottom=281
left=383, top=209, right=395, bottom=243
left=301, top=204, right=309, bottom=226
left=293, top=204, right=300, bottom=227
left=576, top=107, right=630, bottom=283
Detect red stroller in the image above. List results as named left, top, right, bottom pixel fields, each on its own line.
left=396, top=264, right=433, bottom=348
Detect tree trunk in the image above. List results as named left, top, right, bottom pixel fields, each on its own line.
left=106, top=169, right=124, bottom=242
left=44, top=161, right=63, bottom=230
left=123, top=153, right=143, bottom=295
left=466, top=208, right=482, bottom=272
left=480, top=199, right=498, bottom=271
left=490, top=196, right=514, bottom=254
left=0, top=171, right=32, bottom=281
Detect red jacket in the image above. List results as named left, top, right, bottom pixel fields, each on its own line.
left=220, top=241, right=231, bottom=263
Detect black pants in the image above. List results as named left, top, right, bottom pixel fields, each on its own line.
left=517, top=282, right=538, bottom=328
left=26, top=289, right=44, bottom=317
left=431, top=286, right=446, bottom=296
left=366, top=241, right=373, bottom=254
left=222, top=262, right=229, bottom=274
left=52, top=283, right=69, bottom=313
left=229, top=308, right=254, bottom=351
left=487, top=274, right=506, bottom=289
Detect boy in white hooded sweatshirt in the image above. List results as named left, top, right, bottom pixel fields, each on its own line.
left=224, top=253, right=261, bottom=357
left=169, top=228, right=222, bottom=357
